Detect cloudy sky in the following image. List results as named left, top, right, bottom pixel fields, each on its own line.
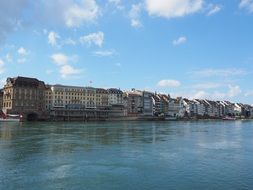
left=0, top=0, right=253, bottom=103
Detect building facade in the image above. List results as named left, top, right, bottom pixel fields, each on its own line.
left=0, top=89, right=3, bottom=111
left=96, top=88, right=109, bottom=108
left=126, top=89, right=143, bottom=115
left=2, top=77, right=45, bottom=119
left=108, top=88, right=123, bottom=105
left=142, top=91, right=154, bottom=116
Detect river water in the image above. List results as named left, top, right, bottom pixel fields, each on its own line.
left=0, top=121, right=253, bottom=190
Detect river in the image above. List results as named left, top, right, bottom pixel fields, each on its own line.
left=0, top=121, right=253, bottom=190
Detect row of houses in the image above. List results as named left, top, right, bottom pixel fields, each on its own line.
left=183, top=99, right=253, bottom=118
left=122, top=89, right=253, bottom=118
left=1, top=76, right=253, bottom=120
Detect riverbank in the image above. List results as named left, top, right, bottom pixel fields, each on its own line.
left=32, top=116, right=253, bottom=122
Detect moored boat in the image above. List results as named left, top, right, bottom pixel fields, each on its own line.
left=0, top=114, right=22, bottom=122
left=222, top=116, right=236, bottom=121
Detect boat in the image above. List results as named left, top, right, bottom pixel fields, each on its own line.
left=222, top=116, right=236, bottom=121
left=0, top=114, right=22, bottom=122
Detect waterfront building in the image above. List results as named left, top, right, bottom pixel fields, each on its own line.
left=47, top=85, right=102, bottom=109
left=193, top=99, right=206, bottom=116
left=2, top=76, right=45, bottom=119
left=142, top=91, right=154, bottom=116
left=152, top=94, right=162, bottom=115
left=96, top=88, right=109, bottom=108
left=44, top=85, right=53, bottom=111
left=50, top=85, right=84, bottom=109
left=234, top=103, right=253, bottom=118
left=122, top=92, right=128, bottom=108
left=221, top=101, right=235, bottom=116
left=85, top=87, right=97, bottom=108
left=107, top=88, right=123, bottom=105
left=46, top=85, right=109, bottom=120
left=249, top=106, right=253, bottom=118
left=168, top=97, right=184, bottom=117
left=159, top=94, right=169, bottom=116
left=126, top=89, right=143, bottom=115
left=183, top=98, right=198, bottom=117
left=205, top=100, right=219, bottom=117
left=217, top=101, right=226, bottom=117
left=234, top=103, right=243, bottom=116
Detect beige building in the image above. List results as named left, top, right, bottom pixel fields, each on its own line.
left=0, top=89, right=3, bottom=111
left=2, top=76, right=45, bottom=119
left=96, top=88, right=109, bottom=108
left=44, top=85, right=53, bottom=110
left=45, top=85, right=109, bottom=110
left=47, top=85, right=86, bottom=109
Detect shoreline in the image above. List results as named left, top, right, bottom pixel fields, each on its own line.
left=30, top=116, right=253, bottom=122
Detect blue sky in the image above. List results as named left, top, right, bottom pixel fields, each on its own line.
left=0, top=0, right=253, bottom=103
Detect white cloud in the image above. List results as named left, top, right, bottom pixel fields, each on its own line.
left=5, top=53, right=12, bottom=62
left=64, top=0, right=99, bottom=27
left=60, top=65, right=82, bottom=78
left=191, top=68, right=247, bottom=77
left=17, top=47, right=28, bottom=56
left=0, top=59, right=5, bottom=74
left=191, top=90, right=226, bottom=100
left=129, top=3, right=142, bottom=28
left=51, top=53, right=82, bottom=78
left=173, top=36, right=187, bottom=45
left=48, top=31, right=60, bottom=46
left=131, top=19, right=142, bottom=27
left=80, top=31, right=104, bottom=47
left=157, top=79, right=181, bottom=87
left=0, top=1, right=27, bottom=42
left=239, top=0, right=253, bottom=13
left=190, top=85, right=241, bottom=100
left=51, top=53, right=68, bottom=66
left=108, top=0, right=121, bottom=5
left=145, top=0, right=203, bottom=19
left=108, top=0, right=124, bottom=10
left=17, top=58, right=27, bottom=64
left=94, top=50, right=115, bottom=57
left=193, top=90, right=208, bottom=99
left=16, top=47, right=29, bottom=63
left=0, top=1, right=99, bottom=42
left=207, top=4, right=221, bottom=16
left=228, top=85, right=241, bottom=97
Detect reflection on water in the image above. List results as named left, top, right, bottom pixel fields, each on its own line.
left=0, top=121, right=253, bottom=190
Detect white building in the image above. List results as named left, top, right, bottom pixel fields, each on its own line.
left=107, top=88, right=123, bottom=105
left=168, top=97, right=184, bottom=117
left=183, top=99, right=198, bottom=117
left=194, top=99, right=206, bottom=116
left=142, top=91, right=154, bottom=116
